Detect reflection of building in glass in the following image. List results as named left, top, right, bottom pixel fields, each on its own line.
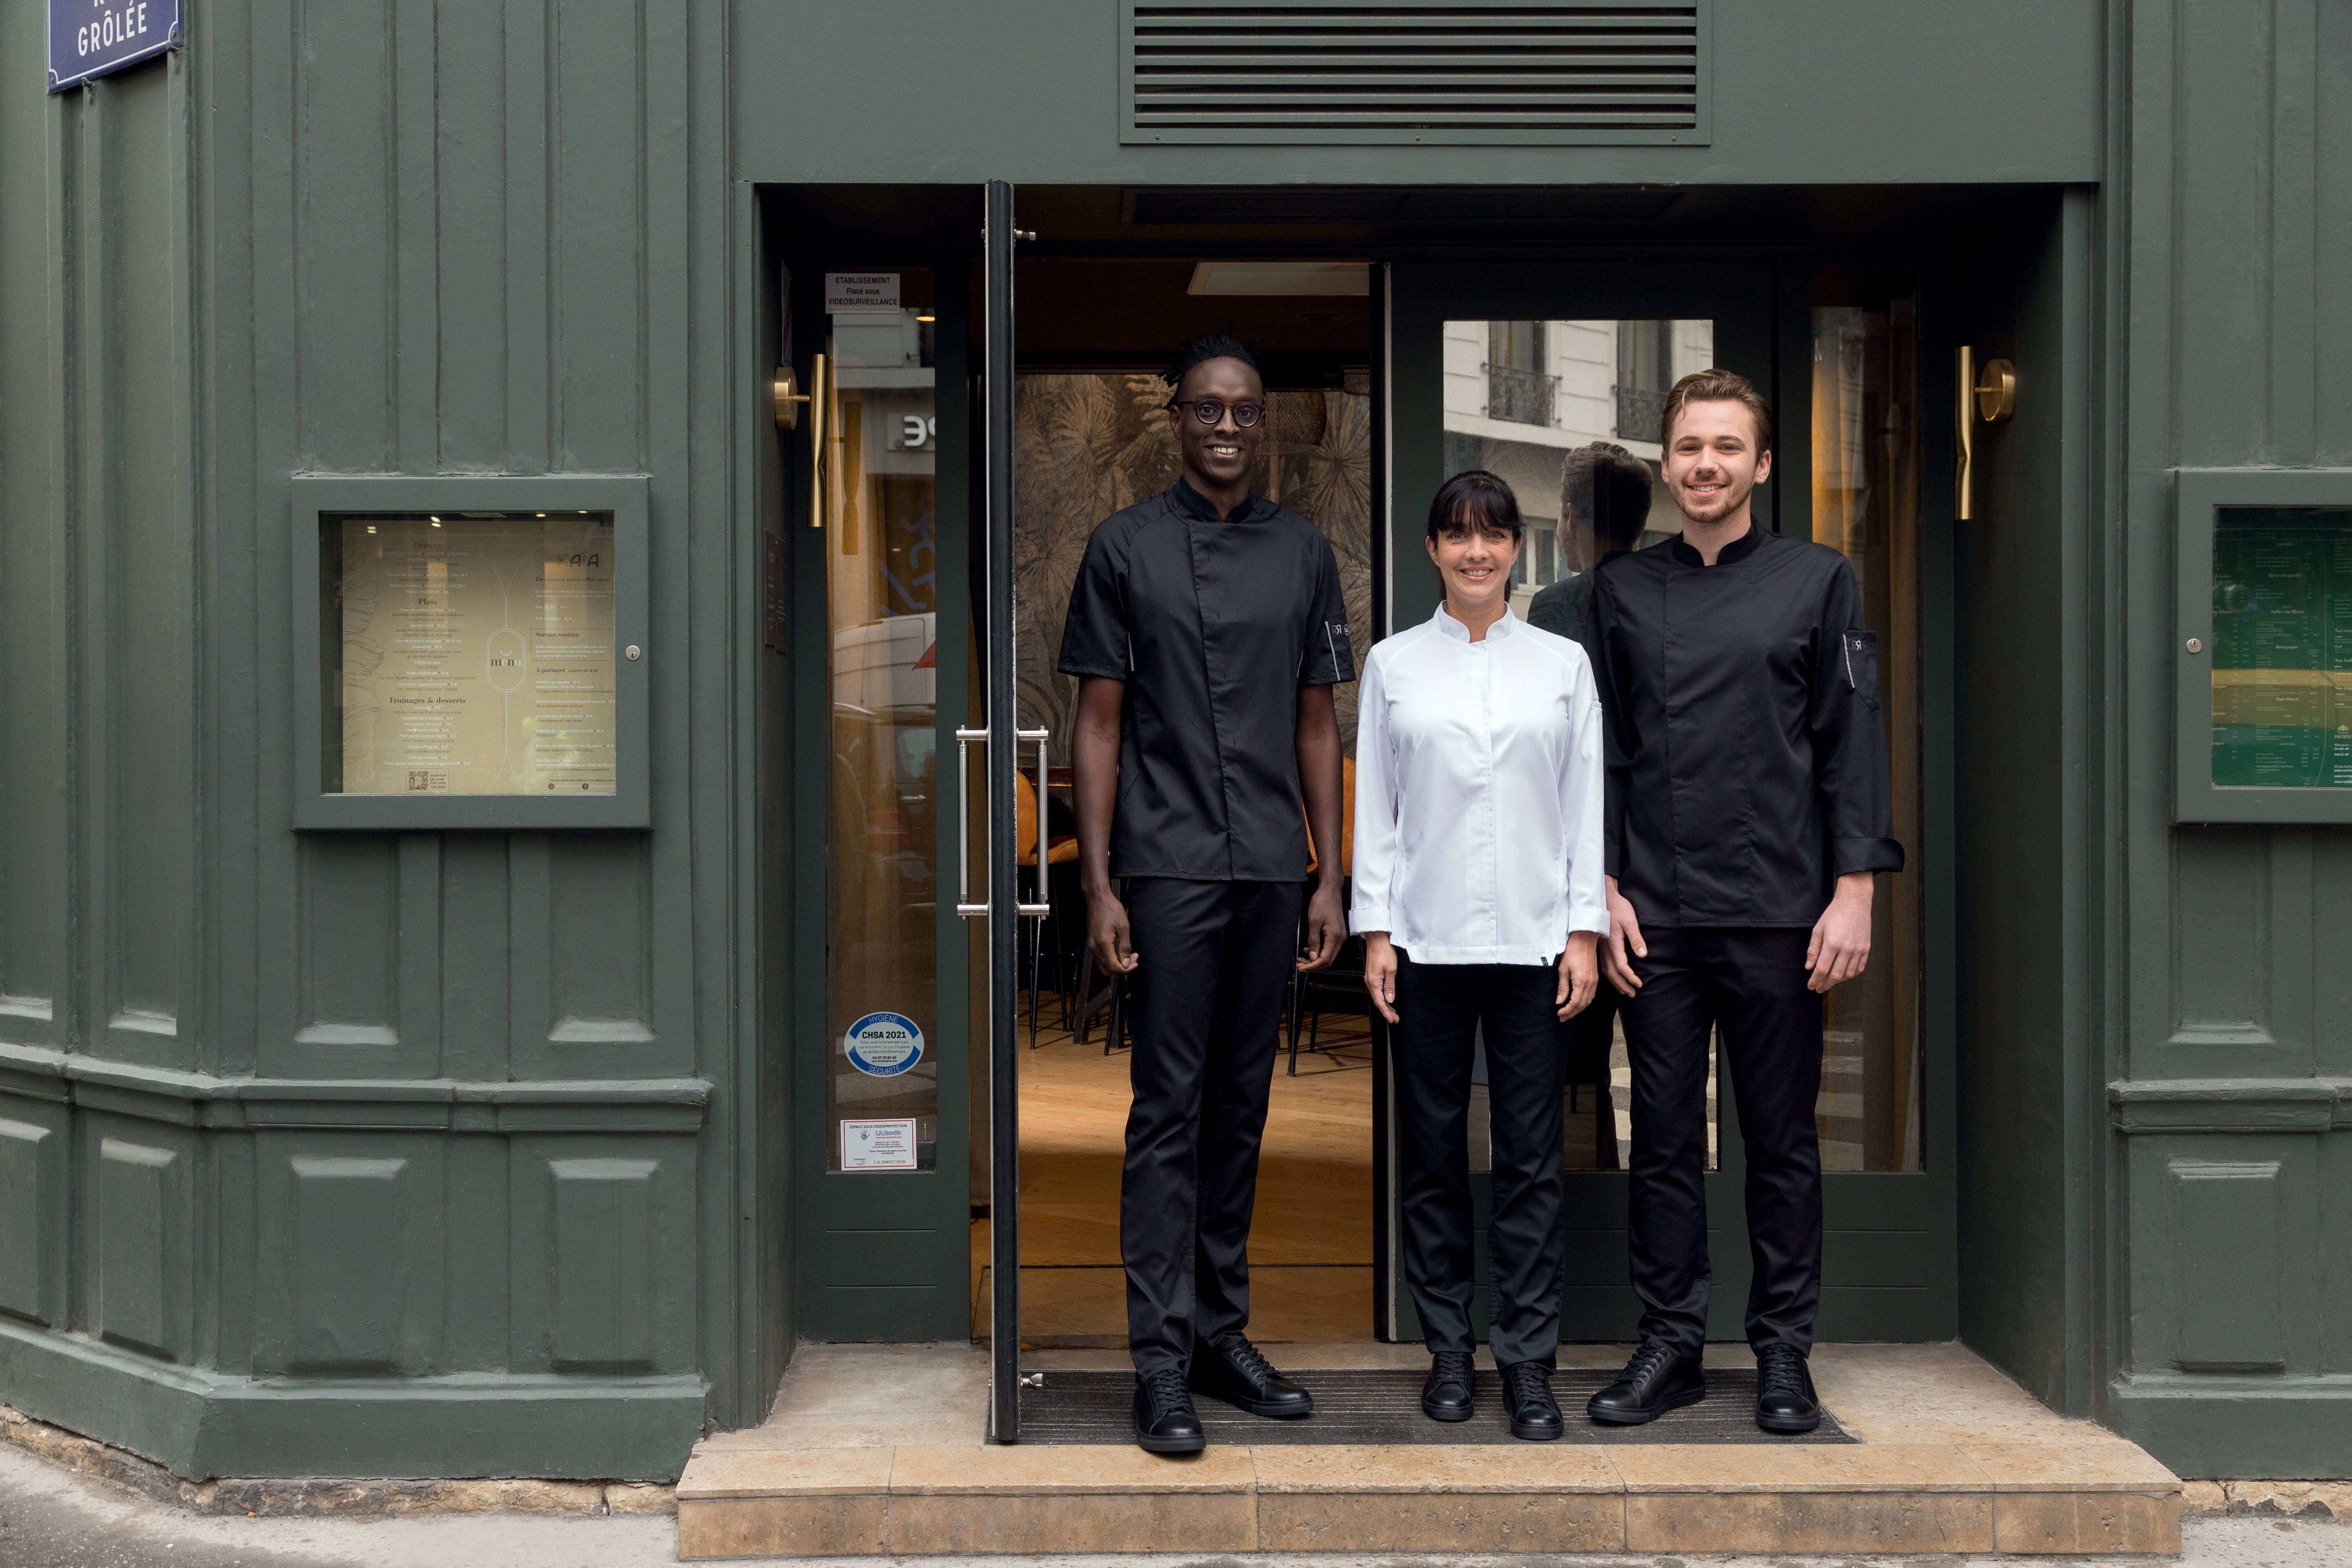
left=1441, top=319, right=1711, bottom=616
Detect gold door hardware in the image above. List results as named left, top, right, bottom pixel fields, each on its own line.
left=1956, top=348, right=2018, bottom=520
left=1975, top=358, right=2017, bottom=423
left=772, top=365, right=808, bottom=430
left=807, top=352, right=828, bottom=530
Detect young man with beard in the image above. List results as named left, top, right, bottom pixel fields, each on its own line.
left=1059, top=336, right=1353, bottom=1454
left=1580, top=370, right=1902, bottom=1433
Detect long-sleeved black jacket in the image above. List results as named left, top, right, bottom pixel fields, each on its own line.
left=1583, top=524, right=1904, bottom=929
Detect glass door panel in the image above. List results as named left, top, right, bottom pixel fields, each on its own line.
left=824, top=282, right=943, bottom=1174
left=1390, top=260, right=1950, bottom=1345
left=1809, top=274, right=1927, bottom=1172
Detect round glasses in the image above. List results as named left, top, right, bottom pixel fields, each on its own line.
left=1169, top=397, right=1264, bottom=428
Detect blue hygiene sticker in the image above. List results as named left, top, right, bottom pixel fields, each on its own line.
left=844, top=1011, right=924, bottom=1077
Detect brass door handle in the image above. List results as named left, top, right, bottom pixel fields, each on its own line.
left=807, top=353, right=829, bottom=530
left=1956, top=347, right=2016, bottom=521
left=773, top=365, right=808, bottom=430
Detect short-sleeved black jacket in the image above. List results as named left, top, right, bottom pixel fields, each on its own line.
left=1058, top=479, right=1354, bottom=881
left=1583, top=523, right=1904, bottom=927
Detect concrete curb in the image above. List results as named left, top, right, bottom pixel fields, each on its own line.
left=0, top=1403, right=677, bottom=1517
left=2180, top=1479, right=2350, bottom=1520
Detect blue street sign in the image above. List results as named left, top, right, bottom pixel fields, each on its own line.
left=49, top=0, right=180, bottom=93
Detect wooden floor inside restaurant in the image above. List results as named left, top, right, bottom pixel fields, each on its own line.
left=974, top=1009, right=1378, bottom=1346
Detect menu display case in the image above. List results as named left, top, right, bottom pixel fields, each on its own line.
left=292, top=476, right=650, bottom=829
left=2175, top=469, right=2352, bottom=822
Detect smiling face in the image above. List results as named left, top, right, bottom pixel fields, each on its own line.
left=1167, top=356, right=1264, bottom=495
left=1425, top=510, right=1522, bottom=615
left=1662, top=397, right=1773, bottom=528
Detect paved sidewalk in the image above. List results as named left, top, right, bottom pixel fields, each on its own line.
left=2, top=1439, right=2345, bottom=1568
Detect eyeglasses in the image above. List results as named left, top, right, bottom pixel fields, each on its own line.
left=1168, top=397, right=1264, bottom=428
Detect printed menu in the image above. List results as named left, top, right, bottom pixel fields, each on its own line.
left=2211, top=507, right=2352, bottom=788
left=336, top=514, right=617, bottom=795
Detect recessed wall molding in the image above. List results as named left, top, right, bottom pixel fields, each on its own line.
left=2108, top=1077, right=2352, bottom=1134
left=0, top=1044, right=708, bottom=1132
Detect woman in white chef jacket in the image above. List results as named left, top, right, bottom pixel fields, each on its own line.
left=1352, top=470, right=1609, bottom=1442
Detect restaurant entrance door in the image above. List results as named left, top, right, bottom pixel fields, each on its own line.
left=1380, top=261, right=1955, bottom=1344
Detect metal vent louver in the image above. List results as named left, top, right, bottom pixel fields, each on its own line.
left=1123, top=2, right=1707, bottom=145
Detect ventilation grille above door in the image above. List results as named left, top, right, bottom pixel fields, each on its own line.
left=1122, top=2, right=1708, bottom=146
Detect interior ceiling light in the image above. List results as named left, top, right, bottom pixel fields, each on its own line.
left=1187, top=262, right=1369, bottom=298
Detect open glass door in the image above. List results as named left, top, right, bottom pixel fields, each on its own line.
left=1381, top=261, right=1952, bottom=1345
left=967, top=180, right=1042, bottom=1441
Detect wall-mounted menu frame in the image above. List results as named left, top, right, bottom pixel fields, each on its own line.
left=292, top=475, right=651, bottom=830
left=2175, top=468, right=2352, bottom=823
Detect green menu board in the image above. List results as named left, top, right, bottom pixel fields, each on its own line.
left=2211, top=506, right=2352, bottom=787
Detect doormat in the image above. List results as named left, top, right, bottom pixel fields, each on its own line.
left=1018, top=1367, right=1855, bottom=1445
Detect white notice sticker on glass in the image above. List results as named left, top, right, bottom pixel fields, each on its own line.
left=825, top=272, right=900, bottom=311
left=841, top=1117, right=918, bottom=1171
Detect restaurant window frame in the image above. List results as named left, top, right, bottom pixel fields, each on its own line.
left=2174, top=468, right=2352, bottom=824
left=291, top=474, right=652, bottom=830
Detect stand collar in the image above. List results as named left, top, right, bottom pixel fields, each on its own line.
left=1173, top=476, right=1265, bottom=523
left=1669, top=520, right=1768, bottom=567
left=1433, top=601, right=1519, bottom=643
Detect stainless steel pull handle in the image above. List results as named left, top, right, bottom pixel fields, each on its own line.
left=955, top=727, right=988, bottom=918
left=1019, top=728, right=1050, bottom=918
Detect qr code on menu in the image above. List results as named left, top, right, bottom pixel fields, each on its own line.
left=408, top=771, right=430, bottom=790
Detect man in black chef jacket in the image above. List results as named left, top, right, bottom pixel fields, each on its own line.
left=1580, top=370, right=1902, bottom=1434
left=1060, top=336, right=1353, bottom=1454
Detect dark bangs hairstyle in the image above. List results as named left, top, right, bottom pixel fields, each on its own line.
left=1427, top=469, right=1525, bottom=542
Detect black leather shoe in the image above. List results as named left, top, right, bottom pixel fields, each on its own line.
left=1133, top=1368, right=1207, bottom=1454
left=1586, top=1339, right=1706, bottom=1425
left=1421, top=1351, right=1476, bottom=1422
left=1189, top=1334, right=1314, bottom=1418
left=1755, top=1343, right=1822, bottom=1433
left=1500, top=1361, right=1564, bottom=1441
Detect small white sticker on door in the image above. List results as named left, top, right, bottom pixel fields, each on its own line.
left=841, top=1117, right=918, bottom=1171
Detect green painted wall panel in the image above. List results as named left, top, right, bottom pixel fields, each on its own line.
left=2103, top=0, right=2352, bottom=1477
left=734, top=0, right=2101, bottom=187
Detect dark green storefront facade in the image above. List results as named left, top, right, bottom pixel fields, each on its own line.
left=0, top=0, right=2346, bottom=1486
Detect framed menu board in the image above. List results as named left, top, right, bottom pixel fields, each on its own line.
left=2176, top=469, right=2352, bottom=823
left=293, top=476, right=650, bottom=829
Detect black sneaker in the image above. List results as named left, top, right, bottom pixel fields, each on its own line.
left=1585, top=1339, right=1706, bottom=1425
left=1132, top=1368, right=1207, bottom=1454
left=1499, top=1361, right=1563, bottom=1441
left=1421, top=1350, right=1476, bottom=1422
left=1188, top=1333, right=1314, bottom=1418
left=1754, top=1343, right=1822, bottom=1433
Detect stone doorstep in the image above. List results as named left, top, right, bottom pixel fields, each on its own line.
left=674, top=1438, right=2186, bottom=1559
left=0, top=1404, right=677, bottom=1518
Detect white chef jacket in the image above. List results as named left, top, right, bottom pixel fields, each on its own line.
left=1350, top=603, right=1609, bottom=965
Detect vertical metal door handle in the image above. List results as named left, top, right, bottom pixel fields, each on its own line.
left=808, top=352, right=829, bottom=530
left=955, top=727, right=988, bottom=917
left=1019, top=728, right=1050, bottom=918
left=1955, top=345, right=1974, bottom=521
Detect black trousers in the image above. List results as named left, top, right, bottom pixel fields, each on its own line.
left=1120, top=878, right=1298, bottom=1375
left=1618, top=926, right=1824, bottom=1356
left=1392, top=955, right=1567, bottom=1369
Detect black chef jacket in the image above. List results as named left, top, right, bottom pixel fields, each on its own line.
left=1584, top=524, right=1903, bottom=928
left=1058, top=478, right=1355, bottom=882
